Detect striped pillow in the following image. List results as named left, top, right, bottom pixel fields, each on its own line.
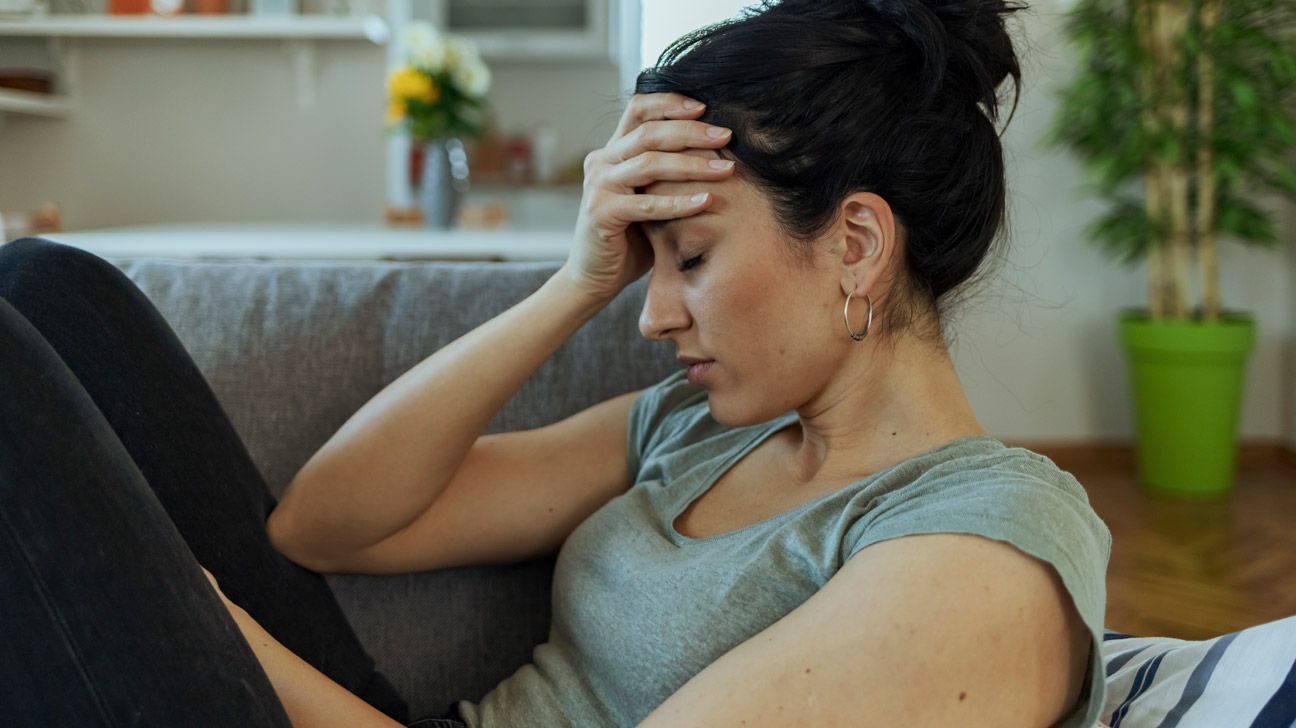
left=1098, top=615, right=1296, bottom=727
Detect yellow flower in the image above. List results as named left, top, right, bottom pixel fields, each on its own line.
left=386, top=66, right=440, bottom=104
left=385, top=99, right=406, bottom=125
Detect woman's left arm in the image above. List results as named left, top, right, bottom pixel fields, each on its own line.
left=635, top=534, right=1089, bottom=727
left=203, top=567, right=403, bottom=728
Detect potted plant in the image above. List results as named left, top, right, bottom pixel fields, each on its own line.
left=384, top=21, right=493, bottom=228
left=1045, top=0, right=1296, bottom=499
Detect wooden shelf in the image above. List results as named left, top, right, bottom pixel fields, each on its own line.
left=0, top=87, right=72, bottom=117
left=0, top=14, right=389, bottom=42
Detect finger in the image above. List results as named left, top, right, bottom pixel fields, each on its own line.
left=604, top=120, right=732, bottom=165
left=602, top=151, right=735, bottom=189
left=608, top=191, right=714, bottom=224
left=612, top=92, right=708, bottom=142
left=201, top=566, right=220, bottom=591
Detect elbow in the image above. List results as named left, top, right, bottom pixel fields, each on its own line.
left=264, top=505, right=294, bottom=557
left=265, top=503, right=335, bottom=574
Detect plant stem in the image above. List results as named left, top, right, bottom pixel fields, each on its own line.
left=1138, top=0, right=1197, bottom=321
left=1197, top=0, right=1222, bottom=321
left=1137, top=0, right=1166, bottom=320
left=1159, top=0, right=1194, bottom=321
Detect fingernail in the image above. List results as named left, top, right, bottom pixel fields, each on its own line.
left=691, top=192, right=709, bottom=204
left=683, top=99, right=703, bottom=110
left=709, top=159, right=734, bottom=170
left=706, top=126, right=730, bottom=139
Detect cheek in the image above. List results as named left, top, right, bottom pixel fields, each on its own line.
left=707, top=271, right=771, bottom=343
left=722, top=280, right=813, bottom=360
left=761, top=287, right=838, bottom=365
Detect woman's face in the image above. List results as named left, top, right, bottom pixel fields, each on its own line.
left=638, top=149, right=850, bottom=428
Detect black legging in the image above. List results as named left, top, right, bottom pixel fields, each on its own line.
left=0, top=237, right=409, bottom=726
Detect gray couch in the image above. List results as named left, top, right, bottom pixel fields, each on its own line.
left=99, top=253, right=1296, bottom=728
left=106, top=255, right=676, bottom=721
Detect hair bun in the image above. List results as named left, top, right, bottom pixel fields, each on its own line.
left=853, top=0, right=1026, bottom=120
left=636, top=0, right=1021, bottom=330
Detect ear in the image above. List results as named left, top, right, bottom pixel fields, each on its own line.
left=836, top=192, right=895, bottom=296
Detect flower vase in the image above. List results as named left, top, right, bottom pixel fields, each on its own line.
left=417, top=138, right=470, bottom=229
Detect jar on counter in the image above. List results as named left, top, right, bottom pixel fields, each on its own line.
left=532, top=123, right=560, bottom=185
left=503, top=135, right=533, bottom=186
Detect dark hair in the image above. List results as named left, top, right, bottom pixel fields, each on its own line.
left=635, top=0, right=1026, bottom=350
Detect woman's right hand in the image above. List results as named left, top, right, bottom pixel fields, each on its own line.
left=562, top=92, right=736, bottom=303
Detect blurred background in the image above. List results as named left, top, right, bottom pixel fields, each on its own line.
left=0, top=0, right=1293, bottom=640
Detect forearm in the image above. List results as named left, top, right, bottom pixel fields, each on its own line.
left=229, top=606, right=402, bottom=728
left=268, top=263, right=610, bottom=562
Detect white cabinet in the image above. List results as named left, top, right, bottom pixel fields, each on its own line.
left=38, top=221, right=573, bottom=261
left=404, top=0, right=612, bottom=62
left=450, top=0, right=607, bottom=60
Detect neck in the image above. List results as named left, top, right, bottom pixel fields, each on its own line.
left=779, top=335, right=987, bottom=487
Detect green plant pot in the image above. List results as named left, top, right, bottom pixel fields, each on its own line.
left=1117, top=310, right=1256, bottom=500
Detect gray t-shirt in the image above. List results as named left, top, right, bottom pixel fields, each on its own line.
left=458, top=368, right=1112, bottom=728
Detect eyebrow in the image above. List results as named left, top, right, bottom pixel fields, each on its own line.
left=644, top=211, right=716, bottom=237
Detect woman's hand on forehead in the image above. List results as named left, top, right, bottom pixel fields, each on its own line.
left=612, top=92, right=711, bottom=140
left=560, top=92, right=734, bottom=302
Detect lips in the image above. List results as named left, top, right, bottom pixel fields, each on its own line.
left=677, top=355, right=713, bottom=367
left=683, top=359, right=715, bottom=385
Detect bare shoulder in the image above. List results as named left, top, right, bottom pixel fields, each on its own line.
left=839, top=533, right=1091, bottom=725
left=636, top=531, right=1094, bottom=727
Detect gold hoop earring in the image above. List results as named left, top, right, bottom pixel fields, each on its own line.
left=843, top=291, right=872, bottom=342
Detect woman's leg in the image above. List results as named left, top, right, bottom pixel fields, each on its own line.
left=0, top=237, right=407, bottom=721
left=0, top=294, right=293, bottom=727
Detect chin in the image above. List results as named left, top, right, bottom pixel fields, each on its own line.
left=705, top=395, right=779, bottom=429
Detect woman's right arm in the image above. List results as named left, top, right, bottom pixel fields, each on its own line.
left=265, top=266, right=614, bottom=567
left=266, top=92, right=735, bottom=571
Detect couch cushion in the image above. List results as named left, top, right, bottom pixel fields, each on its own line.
left=110, top=257, right=678, bottom=720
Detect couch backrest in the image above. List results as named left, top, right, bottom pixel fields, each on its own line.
left=111, top=257, right=678, bottom=719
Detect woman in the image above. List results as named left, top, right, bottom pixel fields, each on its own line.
left=0, top=0, right=1111, bottom=726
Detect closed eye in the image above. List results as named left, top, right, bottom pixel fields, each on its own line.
left=678, top=255, right=704, bottom=272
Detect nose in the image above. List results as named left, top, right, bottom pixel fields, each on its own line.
left=638, top=265, right=691, bottom=341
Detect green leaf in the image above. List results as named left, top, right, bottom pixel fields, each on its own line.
left=1049, top=0, right=1296, bottom=267
left=1270, top=165, right=1296, bottom=196
left=1228, top=81, right=1259, bottom=112
left=1217, top=197, right=1277, bottom=243
left=1084, top=197, right=1160, bottom=266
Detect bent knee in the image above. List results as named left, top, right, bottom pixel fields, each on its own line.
left=0, top=236, right=132, bottom=298
left=2, top=236, right=112, bottom=271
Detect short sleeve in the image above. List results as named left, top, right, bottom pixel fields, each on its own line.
left=841, top=455, right=1113, bottom=728
left=844, top=461, right=1111, bottom=593
left=625, top=368, right=707, bottom=484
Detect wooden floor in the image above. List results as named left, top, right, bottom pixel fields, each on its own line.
left=1019, top=440, right=1296, bottom=641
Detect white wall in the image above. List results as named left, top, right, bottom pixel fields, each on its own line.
left=1285, top=196, right=1296, bottom=449
left=0, top=39, right=620, bottom=228
left=638, top=0, right=752, bottom=67
left=0, top=38, right=391, bottom=226
left=478, top=60, right=623, bottom=167
left=0, top=0, right=1292, bottom=447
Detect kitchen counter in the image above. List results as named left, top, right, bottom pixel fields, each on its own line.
left=33, top=222, right=574, bottom=262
